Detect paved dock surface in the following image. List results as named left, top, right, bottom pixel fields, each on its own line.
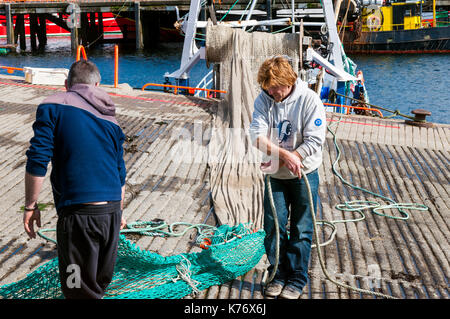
left=0, top=74, right=448, bottom=299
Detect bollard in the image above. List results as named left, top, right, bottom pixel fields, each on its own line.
left=405, top=109, right=433, bottom=128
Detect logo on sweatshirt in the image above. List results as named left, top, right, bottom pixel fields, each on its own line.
left=277, top=120, right=292, bottom=143
left=314, top=118, right=322, bottom=127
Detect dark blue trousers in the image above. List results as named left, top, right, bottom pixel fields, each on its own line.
left=263, top=169, right=319, bottom=292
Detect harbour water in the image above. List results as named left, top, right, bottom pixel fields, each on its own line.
left=1, top=37, right=449, bottom=124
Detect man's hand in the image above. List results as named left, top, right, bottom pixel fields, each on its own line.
left=280, top=150, right=304, bottom=179
left=23, top=207, right=41, bottom=239
left=120, top=216, right=127, bottom=230
left=24, top=172, right=45, bottom=239
left=260, top=159, right=285, bottom=174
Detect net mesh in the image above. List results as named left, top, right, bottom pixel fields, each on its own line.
left=0, top=224, right=265, bottom=299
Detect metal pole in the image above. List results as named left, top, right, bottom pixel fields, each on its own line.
left=178, top=0, right=202, bottom=76
left=299, top=19, right=303, bottom=72
left=243, top=0, right=258, bottom=30
left=291, top=0, right=295, bottom=33
left=322, top=0, right=346, bottom=112
left=266, top=0, right=272, bottom=32
left=432, top=0, right=436, bottom=27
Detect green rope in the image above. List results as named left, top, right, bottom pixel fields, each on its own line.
left=38, top=220, right=221, bottom=247
left=271, top=25, right=294, bottom=34
left=219, top=0, right=240, bottom=22
left=327, top=118, right=429, bottom=221
left=304, top=168, right=399, bottom=299
left=239, top=0, right=253, bottom=21
left=37, top=228, right=57, bottom=244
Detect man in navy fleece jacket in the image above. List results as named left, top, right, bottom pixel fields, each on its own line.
left=24, top=60, right=127, bottom=299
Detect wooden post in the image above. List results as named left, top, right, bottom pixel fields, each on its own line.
left=134, top=2, right=143, bottom=49
left=71, top=26, right=79, bottom=51
left=67, top=3, right=80, bottom=51
left=16, top=14, right=26, bottom=50
left=5, top=4, right=14, bottom=46
left=98, top=12, right=104, bottom=42
left=30, top=14, right=38, bottom=51
left=38, top=14, right=47, bottom=49
left=114, top=45, right=119, bottom=88
left=89, top=12, right=96, bottom=44
left=81, top=13, right=89, bottom=46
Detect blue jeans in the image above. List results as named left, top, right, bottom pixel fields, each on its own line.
left=263, top=169, right=319, bottom=293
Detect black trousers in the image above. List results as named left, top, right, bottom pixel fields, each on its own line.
left=56, top=201, right=122, bottom=299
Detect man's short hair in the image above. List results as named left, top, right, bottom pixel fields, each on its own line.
left=67, top=60, right=101, bottom=88
left=257, top=56, right=298, bottom=90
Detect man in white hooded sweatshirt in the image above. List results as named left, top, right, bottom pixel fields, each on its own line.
left=249, top=56, right=326, bottom=299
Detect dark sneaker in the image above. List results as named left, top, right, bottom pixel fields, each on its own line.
left=264, top=281, right=284, bottom=297
left=279, top=285, right=302, bottom=299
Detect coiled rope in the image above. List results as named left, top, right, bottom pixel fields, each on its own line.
left=264, top=118, right=429, bottom=299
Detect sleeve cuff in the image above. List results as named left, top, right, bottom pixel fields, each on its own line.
left=25, top=162, right=47, bottom=177
left=295, top=145, right=307, bottom=161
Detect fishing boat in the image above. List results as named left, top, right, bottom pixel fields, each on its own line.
left=339, top=0, right=450, bottom=53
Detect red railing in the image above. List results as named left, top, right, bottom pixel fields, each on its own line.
left=142, top=82, right=227, bottom=97
left=0, top=66, right=24, bottom=74
left=75, top=44, right=87, bottom=61
left=75, top=44, right=119, bottom=88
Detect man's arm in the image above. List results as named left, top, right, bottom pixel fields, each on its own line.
left=24, top=172, right=44, bottom=239
left=255, top=135, right=304, bottom=179
left=24, top=104, right=55, bottom=239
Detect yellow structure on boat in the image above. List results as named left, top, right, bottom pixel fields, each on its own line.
left=362, top=1, right=424, bottom=32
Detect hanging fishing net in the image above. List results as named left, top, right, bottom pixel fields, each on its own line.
left=206, top=23, right=303, bottom=229
left=0, top=224, right=265, bottom=299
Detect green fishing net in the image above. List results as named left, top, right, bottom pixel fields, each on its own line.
left=0, top=224, right=265, bottom=299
